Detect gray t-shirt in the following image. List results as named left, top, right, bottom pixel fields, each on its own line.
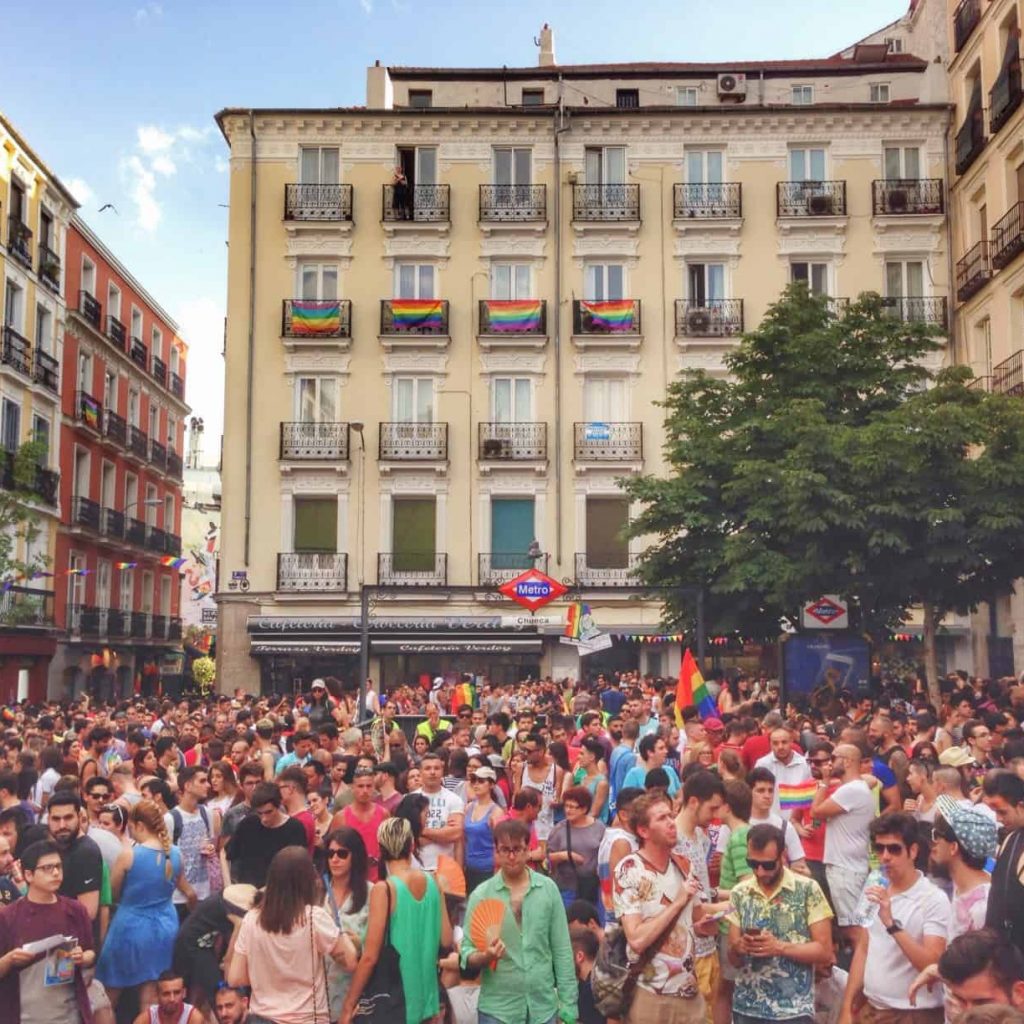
left=547, top=818, right=606, bottom=891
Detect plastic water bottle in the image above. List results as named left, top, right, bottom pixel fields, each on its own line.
left=853, top=866, right=889, bottom=927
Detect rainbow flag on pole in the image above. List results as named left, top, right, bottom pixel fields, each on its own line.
left=484, top=299, right=542, bottom=333
left=580, top=299, right=636, bottom=333
left=778, top=780, right=819, bottom=811
left=160, top=556, right=188, bottom=570
left=675, top=647, right=716, bottom=725
left=389, top=299, right=444, bottom=331
left=289, top=300, right=341, bottom=336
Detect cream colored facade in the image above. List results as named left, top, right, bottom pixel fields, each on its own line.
left=215, top=31, right=954, bottom=694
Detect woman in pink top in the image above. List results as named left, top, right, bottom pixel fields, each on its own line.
left=227, top=846, right=356, bottom=1024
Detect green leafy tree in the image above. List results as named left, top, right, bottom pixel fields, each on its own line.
left=0, top=440, right=52, bottom=625
left=192, top=655, right=216, bottom=694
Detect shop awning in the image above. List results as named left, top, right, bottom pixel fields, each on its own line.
left=372, top=638, right=544, bottom=654
left=250, top=640, right=361, bottom=655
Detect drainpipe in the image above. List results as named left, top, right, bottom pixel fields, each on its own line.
left=943, top=104, right=958, bottom=365
left=553, top=79, right=569, bottom=569
left=243, top=112, right=257, bottom=567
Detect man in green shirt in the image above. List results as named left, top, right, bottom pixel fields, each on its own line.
left=462, top=817, right=578, bottom=1024
left=415, top=703, right=452, bottom=745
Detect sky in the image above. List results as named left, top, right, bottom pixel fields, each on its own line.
left=2, top=0, right=910, bottom=452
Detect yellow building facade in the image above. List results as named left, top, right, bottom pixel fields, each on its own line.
left=215, top=27, right=955, bottom=695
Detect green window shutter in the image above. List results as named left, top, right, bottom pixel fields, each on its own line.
left=293, top=498, right=337, bottom=552
left=393, top=498, right=436, bottom=572
left=490, top=499, right=534, bottom=570
left=586, top=498, right=629, bottom=568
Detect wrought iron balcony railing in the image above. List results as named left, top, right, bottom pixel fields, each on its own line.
left=130, top=338, right=148, bottom=370
left=0, top=452, right=58, bottom=506
left=881, top=297, right=948, bottom=327
left=79, top=291, right=102, bottom=329
left=479, top=184, right=547, bottom=222
left=38, top=245, right=61, bottom=291
left=675, top=299, right=744, bottom=337
left=478, top=299, right=547, bottom=336
left=967, top=375, right=993, bottom=393
left=149, top=439, right=167, bottom=471
left=170, top=371, right=184, bottom=399
left=284, top=183, right=353, bottom=221
left=572, top=183, right=640, bottom=222
left=955, top=108, right=986, bottom=175
left=953, top=0, right=981, bottom=51
left=478, top=422, right=547, bottom=461
left=479, top=552, right=549, bottom=586
left=72, top=495, right=101, bottom=531
left=33, top=348, right=59, bottom=394
left=0, top=586, right=54, bottom=628
left=673, top=183, right=742, bottom=219
left=76, top=391, right=103, bottom=432
left=33, top=467, right=58, bottom=506
left=151, top=614, right=167, bottom=640
left=777, top=181, right=847, bottom=217
left=125, top=517, right=146, bottom=547
left=277, top=551, right=348, bottom=591
left=101, top=507, right=124, bottom=539
left=168, top=617, right=183, bottom=640
left=574, top=552, right=642, bottom=588
left=992, top=202, right=1024, bottom=270
left=990, top=58, right=1023, bottom=134
left=167, top=451, right=183, bottom=479
left=281, top=298, right=352, bottom=339
left=103, top=409, right=127, bottom=447
left=378, top=551, right=447, bottom=587
left=7, top=216, right=31, bottom=267
left=78, top=606, right=102, bottom=635
left=380, top=298, right=449, bottom=335
left=108, top=610, right=130, bottom=638
left=152, top=356, right=167, bottom=387
left=129, top=426, right=149, bottom=460
left=106, top=316, right=127, bottom=351
left=382, top=184, right=450, bottom=223
left=1, top=326, right=31, bottom=377
left=379, top=422, right=448, bottom=460
left=146, top=525, right=168, bottom=554
left=574, top=422, right=643, bottom=461
left=956, top=241, right=991, bottom=303
left=993, top=349, right=1024, bottom=397
left=280, top=421, right=350, bottom=460
left=131, top=611, right=151, bottom=638
left=871, top=179, right=945, bottom=215
left=164, top=532, right=182, bottom=557
left=572, top=299, right=641, bottom=335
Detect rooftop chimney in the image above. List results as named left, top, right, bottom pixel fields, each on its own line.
left=538, top=23, right=555, bottom=67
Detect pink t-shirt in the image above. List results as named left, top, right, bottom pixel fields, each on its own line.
left=235, top=905, right=339, bottom=1024
left=342, top=802, right=388, bottom=881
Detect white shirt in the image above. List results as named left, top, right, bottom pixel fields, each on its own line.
left=823, top=779, right=875, bottom=870
left=414, top=787, right=464, bottom=870
left=749, top=811, right=806, bottom=864
left=754, top=750, right=812, bottom=819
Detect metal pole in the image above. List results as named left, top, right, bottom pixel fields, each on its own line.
left=696, top=587, right=706, bottom=674
left=358, top=584, right=371, bottom=725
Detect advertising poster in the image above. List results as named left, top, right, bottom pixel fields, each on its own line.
left=781, top=633, right=871, bottom=704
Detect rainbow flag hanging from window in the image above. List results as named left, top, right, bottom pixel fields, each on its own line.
left=80, top=393, right=101, bottom=430
left=580, top=299, right=636, bottom=333
left=389, top=299, right=444, bottom=331
left=484, top=299, right=542, bottom=333
left=289, top=300, right=341, bottom=336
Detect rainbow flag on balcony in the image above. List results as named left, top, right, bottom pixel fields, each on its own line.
left=485, top=299, right=542, bottom=333
left=80, top=393, right=101, bottom=430
left=390, top=299, right=444, bottom=331
left=580, top=299, right=636, bottom=332
left=289, top=300, right=341, bottom=336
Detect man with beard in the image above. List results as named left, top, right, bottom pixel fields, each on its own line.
left=46, top=793, right=102, bottom=924
left=982, top=770, right=1024, bottom=956
left=214, top=985, right=250, bottom=1024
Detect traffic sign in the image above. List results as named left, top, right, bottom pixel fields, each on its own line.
left=800, top=595, right=849, bottom=630
left=498, top=569, right=568, bottom=612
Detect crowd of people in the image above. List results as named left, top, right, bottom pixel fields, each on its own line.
left=0, top=667, right=1021, bottom=1024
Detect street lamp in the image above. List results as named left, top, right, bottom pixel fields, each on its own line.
left=122, top=497, right=163, bottom=518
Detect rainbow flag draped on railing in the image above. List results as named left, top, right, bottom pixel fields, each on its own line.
left=389, top=299, right=444, bottom=331
left=484, top=299, right=542, bottom=333
left=80, top=394, right=101, bottom=430
left=580, top=299, right=636, bottom=332
left=289, top=300, right=341, bottom=336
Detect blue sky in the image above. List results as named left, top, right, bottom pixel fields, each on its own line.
left=3, top=0, right=909, bottom=448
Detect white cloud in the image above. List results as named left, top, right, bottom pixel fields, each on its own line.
left=65, top=177, right=95, bottom=207
left=123, top=155, right=161, bottom=231
left=359, top=0, right=373, bottom=12
left=123, top=124, right=212, bottom=231
left=152, top=154, right=176, bottom=176
left=134, top=2, right=163, bottom=24
left=214, top=156, right=229, bottom=174
left=137, top=125, right=174, bottom=154
left=175, top=297, right=226, bottom=446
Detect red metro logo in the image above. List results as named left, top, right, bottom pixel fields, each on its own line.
left=804, top=597, right=845, bottom=626
left=498, top=569, right=568, bottom=612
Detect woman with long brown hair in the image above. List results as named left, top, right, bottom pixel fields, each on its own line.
left=322, top=827, right=371, bottom=1019
left=228, top=846, right=356, bottom=1024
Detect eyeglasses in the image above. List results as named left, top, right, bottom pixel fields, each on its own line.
left=873, top=842, right=905, bottom=856
left=746, top=857, right=780, bottom=871
left=88, top=791, right=111, bottom=799
left=31, top=862, right=63, bottom=874
left=496, top=846, right=527, bottom=856
left=327, top=848, right=351, bottom=860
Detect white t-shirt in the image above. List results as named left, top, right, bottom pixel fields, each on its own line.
left=164, top=807, right=213, bottom=904
left=864, top=873, right=949, bottom=1010
left=754, top=751, right=812, bottom=819
left=823, top=780, right=875, bottom=870
left=87, top=825, right=124, bottom=873
left=414, top=787, right=464, bottom=870
left=749, top=811, right=806, bottom=864
left=34, top=767, right=60, bottom=809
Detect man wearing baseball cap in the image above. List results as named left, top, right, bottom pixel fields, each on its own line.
left=931, top=796, right=997, bottom=938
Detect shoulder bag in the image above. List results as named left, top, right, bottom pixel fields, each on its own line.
left=354, top=881, right=406, bottom=1023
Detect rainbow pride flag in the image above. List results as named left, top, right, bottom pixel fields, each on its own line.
left=115, top=562, right=137, bottom=570
left=778, top=780, right=819, bottom=811
left=485, top=300, right=542, bottom=333
left=389, top=299, right=444, bottom=331
left=160, top=556, right=188, bottom=570
left=289, top=300, right=341, bottom=336
left=675, top=648, right=716, bottom=725
left=80, top=393, right=101, bottom=430
left=580, top=299, right=636, bottom=333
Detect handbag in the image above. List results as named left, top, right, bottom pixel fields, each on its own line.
left=565, top=820, right=600, bottom=905
left=354, top=881, right=407, bottom=1023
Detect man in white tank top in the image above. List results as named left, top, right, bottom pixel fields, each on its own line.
left=134, top=971, right=204, bottom=1024
left=514, top=732, right=564, bottom=846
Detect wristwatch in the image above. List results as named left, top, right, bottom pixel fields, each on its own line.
left=886, top=920, right=903, bottom=935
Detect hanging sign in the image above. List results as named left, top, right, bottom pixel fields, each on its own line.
left=800, top=595, right=849, bottom=630
left=498, top=568, right=568, bottom=613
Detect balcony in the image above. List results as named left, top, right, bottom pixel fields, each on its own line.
left=955, top=108, right=986, bottom=175
left=281, top=298, right=351, bottom=339
left=103, top=409, right=127, bottom=447
left=871, top=179, right=944, bottom=216
left=72, top=495, right=101, bottom=531
left=478, top=422, right=547, bottom=461
left=675, top=299, right=744, bottom=337
left=967, top=375, right=993, bottom=393
left=572, top=184, right=640, bottom=223
left=280, top=421, right=350, bottom=460
left=277, top=551, right=348, bottom=591
left=130, top=338, right=148, bottom=371
left=108, top=611, right=130, bottom=638
left=164, top=532, right=182, bottom=557
left=75, top=391, right=103, bottom=432
left=38, top=245, right=61, bottom=292
left=993, top=350, right=1024, bottom=397
left=479, top=552, right=549, bottom=586
left=169, top=371, right=184, bottom=399
left=152, top=356, right=167, bottom=387
left=956, top=241, right=991, bottom=303
left=1, top=326, right=31, bottom=377
left=0, top=586, right=53, bottom=628
left=478, top=299, right=547, bottom=337
left=106, top=316, right=127, bottom=352
left=382, top=184, right=450, bottom=223
left=673, top=183, right=742, bottom=219
left=284, top=183, right=353, bottom=222
left=32, top=349, right=59, bottom=394
left=33, top=466, right=58, bottom=506
left=777, top=181, right=847, bottom=218
left=990, top=59, right=1023, bottom=134
left=0, top=452, right=58, bottom=506
left=574, top=552, right=642, bottom=588
left=166, top=451, right=183, bottom=479
left=150, top=439, right=167, bottom=471
left=146, top=525, right=168, bottom=554
left=379, top=422, right=448, bottom=461
left=378, top=551, right=447, bottom=587
left=7, top=216, right=31, bottom=267
left=572, top=299, right=641, bottom=336
left=129, top=426, right=148, bottom=461
left=125, top=517, right=146, bottom=547
left=168, top=617, right=182, bottom=640
left=953, top=0, right=981, bottom=51
left=130, top=611, right=151, bottom=639
left=574, top=422, right=643, bottom=462
left=77, top=606, right=102, bottom=636
left=101, top=507, right=124, bottom=539
left=479, top=184, right=546, bottom=222
left=151, top=614, right=167, bottom=640
left=881, top=297, right=948, bottom=327
left=992, top=202, right=1024, bottom=270
left=78, top=291, right=102, bottom=330
left=380, top=299, right=449, bottom=336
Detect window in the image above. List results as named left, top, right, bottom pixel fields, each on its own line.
left=300, top=264, right=339, bottom=300
left=885, top=260, right=925, bottom=297
left=583, top=377, right=627, bottom=421
left=491, top=264, right=531, bottom=299
left=152, top=326, right=163, bottom=360
left=408, top=90, right=433, bottom=109
left=790, top=147, right=826, bottom=181
left=392, top=497, right=436, bottom=570
left=107, top=284, right=121, bottom=321
left=395, top=263, right=436, bottom=299
left=791, top=262, right=829, bottom=296
left=616, top=89, right=639, bottom=109
left=584, top=146, right=626, bottom=185
left=870, top=83, right=890, bottom=103
left=119, top=567, right=133, bottom=614
left=101, top=461, right=115, bottom=509
left=686, top=150, right=724, bottom=184
left=128, top=389, right=140, bottom=428
left=160, top=575, right=172, bottom=616
left=141, top=572, right=153, bottom=613
left=131, top=308, right=142, bottom=341
left=9, top=183, right=24, bottom=223
left=492, top=378, right=531, bottom=422
left=164, top=495, right=175, bottom=532
left=884, top=36, right=903, bottom=53
left=145, top=484, right=158, bottom=525
left=687, top=263, right=725, bottom=305
left=35, top=304, right=52, bottom=354
left=395, top=146, right=437, bottom=186
left=884, top=145, right=921, bottom=179
left=31, top=415, right=50, bottom=463
left=493, top=148, right=532, bottom=186
left=791, top=85, right=814, bottom=105
left=296, top=377, right=338, bottom=422
left=491, top=499, right=535, bottom=568
left=73, top=447, right=89, bottom=498
left=170, top=345, right=180, bottom=375
left=393, top=377, right=433, bottom=422
left=148, top=406, right=158, bottom=441
left=124, top=473, right=138, bottom=515
left=81, top=258, right=96, bottom=297
left=1, top=399, right=20, bottom=452
left=39, top=209, right=53, bottom=251
left=96, top=561, right=111, bottom=610
left=103, top=371, right=117, bottom=410
left=68, top=554, right=86, bottom=614
left=974, top=317, right=993, bottom=377
left=676, top=87, right=699, bottom=106
left=521, top=89, right=545, bottom=106
left=585, top=264, right=626, bottom=300
left=299, top=147, right=339, bottom=185
left=77, top=352, right=92, bottom=394
left=3, top=281, right=22, bottom=330
left=586, top=497, right=630, bottom=569
left=167, top=415, right=176, bottom=449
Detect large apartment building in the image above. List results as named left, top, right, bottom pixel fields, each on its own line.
left=215, top=10, right=957, bottom=694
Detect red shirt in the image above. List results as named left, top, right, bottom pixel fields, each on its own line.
left=291, top=809, right=317, bottom=855
left=741, top=734, right=772, bottom=770
left=342, top=802, right=388, bottom=881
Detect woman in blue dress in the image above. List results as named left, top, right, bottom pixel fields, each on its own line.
left=96, top=798, right=196, bottom=1010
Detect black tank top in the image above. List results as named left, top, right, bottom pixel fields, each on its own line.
left=986, top=828, right=1024, bottom=956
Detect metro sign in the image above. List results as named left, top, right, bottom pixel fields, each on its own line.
left=801, top=595, right=849, bottom=629
left=498, top=569, right=568, bottom=613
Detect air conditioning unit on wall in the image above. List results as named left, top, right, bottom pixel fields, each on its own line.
left=717, top=73, right=747, bottom=98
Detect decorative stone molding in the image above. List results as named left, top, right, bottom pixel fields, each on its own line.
left=479, top=234, right=548, bottom=259
left=776, top=221, right=848, bottom=258
left=380, top=348, right=450, bottom=380
left=381, top=232, right=451, bottom=261
left=284, top=228, right=354, bottom=263
left=477, top=470, right=548, bottom=491
left=572, top=350, right=642, bottom=376
left=476, top=335, right=549, bottom=356
left=672, top=233, right=742, bottom=260
left=376, top=473, right=450, bottom=494
left=478, top=349, right=548, bottom=375
left=283, top=350, right=352, bottom=375
left=280, top=473, right=350, bottom=494
left=571, top=334, right=643, bottom=354
left=570, top=224, right=641, bottom=252
left=378, top=334, right=451, bottom=355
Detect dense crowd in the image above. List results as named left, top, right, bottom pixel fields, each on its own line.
left=0, top=668, right=1022, bottom=1024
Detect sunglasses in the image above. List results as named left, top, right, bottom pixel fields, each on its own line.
left=327, top=848, right=351, bottom=860
left=873, top=842, right=905, bottom=856
left=810, top=758, right=833, bottom=766
left=746, top=857, right=780, bottom=871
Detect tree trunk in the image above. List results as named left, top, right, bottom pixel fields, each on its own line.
left=922, top=602, right=942, bottom=710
